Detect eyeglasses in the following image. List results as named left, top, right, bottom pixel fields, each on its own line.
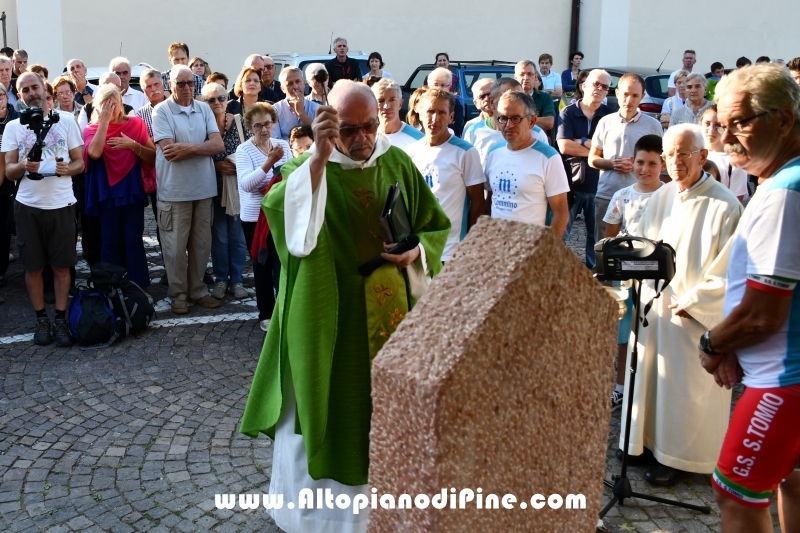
left=56, top=91, right=73, bottom=98
left=206, top=96, right=226, bottom=104
left=263, top=65, right=276, bottom=70
left=718, top=110, right=775, bottom=136
left=592, top=81, right=610, bottom=91
left=251, top=121, right=274, bottom=131
left=497, top=115, right=531, bottom=125
left=174, top=80, right=193, bottom=89
left=661, top=149, right=702, bottom=161
left=476, top=92, right=491, bottom=100
left=339, top=121, right=380, bottom=138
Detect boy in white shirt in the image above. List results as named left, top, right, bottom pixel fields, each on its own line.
left=603, top=134, right=665, bottom=411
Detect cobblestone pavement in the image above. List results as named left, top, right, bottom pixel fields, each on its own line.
left=0, top=211, right=783, bottom=532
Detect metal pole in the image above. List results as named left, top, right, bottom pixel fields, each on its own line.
left=1, top=12, right=6, bottom=48
left=568, top=0, right=580, bottom=68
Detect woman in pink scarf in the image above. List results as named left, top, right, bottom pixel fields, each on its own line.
left=84, top=85, right=156, bottom=288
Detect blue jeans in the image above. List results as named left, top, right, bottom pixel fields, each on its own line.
left=564, top=191, right=596, bottom=269
left=211, top=199, right=246, bottom=285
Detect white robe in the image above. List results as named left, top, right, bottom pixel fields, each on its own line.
left=619, top=174, right=743, bottom=473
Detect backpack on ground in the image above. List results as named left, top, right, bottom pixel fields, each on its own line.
left=68, top=290, right=124, bottom=347
left=90, top=262, right=155, bottom=337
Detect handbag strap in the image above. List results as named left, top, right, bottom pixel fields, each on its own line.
left=233, top=114, right=246, bottom=144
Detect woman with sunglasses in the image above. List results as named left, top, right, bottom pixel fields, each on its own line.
left=236, top=103, right=290, bottom=331
left=203, top=82, right=250, bottom=300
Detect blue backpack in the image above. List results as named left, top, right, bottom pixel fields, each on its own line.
left=68, top=290, right=124, bottom=347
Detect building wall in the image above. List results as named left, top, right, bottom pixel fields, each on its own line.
left=5, top=0, right=798, bottom=90
left=576, top=0, right=800, bottom=72
left=57, top=0, right=572, bottom=86
left=0, top=0, right=18, bottom=49
left=625, top=0, right=799, bottom=72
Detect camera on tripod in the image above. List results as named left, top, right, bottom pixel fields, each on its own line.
left=19, top=106, right=60, bottom=181
left=594, top=236, right=676, bottom=282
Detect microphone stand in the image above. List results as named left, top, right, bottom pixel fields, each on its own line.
left=599, top=279, right=710, bottom=518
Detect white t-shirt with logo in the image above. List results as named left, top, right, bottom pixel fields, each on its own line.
left=484, top=140, right=570, bottom=225
left=602, top=183, right=663, bottom=237
left=383, top=123, right=424, bottom=151
left=1, top=116, right=83, bottom=209
left=406, top=135, right=485, bottom=261
left=723, top=157, right=800, bottom=388
left=466, top=119, right=549, bottom=167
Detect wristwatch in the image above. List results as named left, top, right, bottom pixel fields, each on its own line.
left=580, top=137, right=587, bottom=147
left=699, top=331, right=721, bottom=356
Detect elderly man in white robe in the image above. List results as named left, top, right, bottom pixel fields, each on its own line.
left=619, top=123, right=743, bottom=486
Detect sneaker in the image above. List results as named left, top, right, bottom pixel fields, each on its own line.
left=611, top=390, right=624, bottom=411
left=54, top=319, right=74, bottom=347
left=259, top=319, right=269, bottom=332
left=211, top=281, right=227, bottom=299
left=33, top=317, right=54, bottom=346
left=171, top=299, right=189, bottom=315
left=232, top=284, right=248, bottom=299
left=188, top=294, right=220, bottom=309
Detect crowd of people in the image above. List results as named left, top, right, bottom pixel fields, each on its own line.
left=0, top=37, right=798, bottom=533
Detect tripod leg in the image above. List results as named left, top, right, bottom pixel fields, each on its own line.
left=598, top=494, right=620, bottom=518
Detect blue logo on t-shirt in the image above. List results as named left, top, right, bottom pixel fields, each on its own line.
left=493, top=170, right=518, bottom=210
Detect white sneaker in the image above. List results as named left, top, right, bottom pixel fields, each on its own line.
left=232, top=283, right=248, bottom=299
left=259, top=319, right=269, bottom=332
left=211, top=281, right=227, bottom=299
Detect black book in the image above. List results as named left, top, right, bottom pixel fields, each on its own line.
left=380, top=181, right=412, bottom=244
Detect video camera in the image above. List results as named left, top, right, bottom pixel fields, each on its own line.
left=593, top=236, right=676, bottom=282
left=19, top=106, right=60, bottom=181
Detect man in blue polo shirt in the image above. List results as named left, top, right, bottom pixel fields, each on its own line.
left=557, top=68, right=613, bottom=268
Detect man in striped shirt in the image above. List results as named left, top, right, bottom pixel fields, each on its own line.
left=136, top=68, right=166, bottom=138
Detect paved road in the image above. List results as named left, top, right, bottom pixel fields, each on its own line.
left=0, top=212, right=783, bottom=532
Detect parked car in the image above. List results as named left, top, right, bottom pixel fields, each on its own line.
left=400, top=60, right=516, bottom=121
left=581, top=67, right=669, bottom=120
left=269, top=52, right=370, bottom=93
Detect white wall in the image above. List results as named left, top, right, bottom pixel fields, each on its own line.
left=0, top=0, right=18, bottom=49
left=625, top=0, right=799, bottom=72
left=17, top=0, right=63, bottom=74
left=57, top=0, right=573, bottom=85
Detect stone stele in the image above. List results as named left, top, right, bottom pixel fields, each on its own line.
left=368, top=217, right=618, bottom=533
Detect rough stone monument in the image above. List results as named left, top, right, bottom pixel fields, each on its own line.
left=368, top=217, right=618, bottom=533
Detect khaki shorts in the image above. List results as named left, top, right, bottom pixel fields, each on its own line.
left=14, top=201, right=77, bottom=271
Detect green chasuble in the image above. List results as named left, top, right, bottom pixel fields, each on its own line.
left=240, top=143, right=450, bottom=486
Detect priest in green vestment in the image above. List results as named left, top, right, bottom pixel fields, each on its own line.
left=240, top=81, right=450, bottom=533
